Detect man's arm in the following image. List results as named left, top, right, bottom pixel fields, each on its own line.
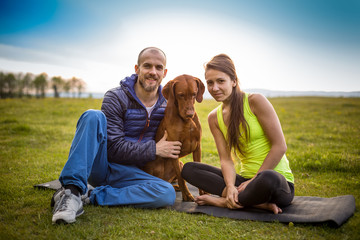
left=101, top=90, right=156, bottom=167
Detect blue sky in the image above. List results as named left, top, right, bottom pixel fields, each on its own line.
left=0, top=0, right=359, bottom=93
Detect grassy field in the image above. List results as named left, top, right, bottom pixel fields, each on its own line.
left=0, top=97, right=359, bottom=240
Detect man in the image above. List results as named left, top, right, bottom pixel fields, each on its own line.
left=52, top=47, right=182, bottom=224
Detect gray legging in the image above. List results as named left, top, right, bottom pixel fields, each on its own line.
left=181, top=162, right=294, bottom=207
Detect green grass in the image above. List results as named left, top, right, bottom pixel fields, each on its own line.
left=0, top=97, right=359, bottom=240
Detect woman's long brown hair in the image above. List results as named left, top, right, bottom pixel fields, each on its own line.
left=205, top=54, right=249, bottom=156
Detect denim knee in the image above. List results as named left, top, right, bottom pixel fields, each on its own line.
left=79, top=110, right=107, bottom=141
left=80, top=109, right=106, bottom=125
left=154, top=182, right=176, bottom=207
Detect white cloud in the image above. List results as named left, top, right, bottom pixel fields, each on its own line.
left=1, top=10, right=359, bottom=93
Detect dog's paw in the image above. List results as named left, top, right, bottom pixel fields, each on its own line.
left=172, top=184, right=180, bottom=192
left=182, top=194, right=195, bottom=202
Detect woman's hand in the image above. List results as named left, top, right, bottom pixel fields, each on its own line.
left=236, top=179, right=252, bottom=193
left=226, top=185, right=243, bottom=209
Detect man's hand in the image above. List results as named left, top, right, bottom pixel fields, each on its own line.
left=156, top=131, right=182, bottom=159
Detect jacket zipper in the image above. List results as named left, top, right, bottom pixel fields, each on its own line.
left=138, top=116, right=150, bottom=142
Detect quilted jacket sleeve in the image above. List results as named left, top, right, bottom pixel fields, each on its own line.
left=101, top=89, right=156, bottom=167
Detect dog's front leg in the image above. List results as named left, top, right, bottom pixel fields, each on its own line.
left=192, top=144, right=201, bottom=163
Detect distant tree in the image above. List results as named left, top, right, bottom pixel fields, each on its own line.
left=51, top=76, right=64, bottom=98
left=33, top=73, right=48, bottom=98
left=68, top=77, right=85, bottom=98
left=69, top=77, right=78, bottom=98
left=16, top=72, right=24, bottom=98
left=76, top=78, right=86, bottom=98
left=0, top=70, right=88, bottom=99
left=22, top=73, right=34, bottom=97
left=0, top=72, right=4, bottom=98
left=4, top=73, right=17, bottom=98
left=63, top=80, right=71, bottom=97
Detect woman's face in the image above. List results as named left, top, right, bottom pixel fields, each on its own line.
left=205, top=68, right=236, bottom=102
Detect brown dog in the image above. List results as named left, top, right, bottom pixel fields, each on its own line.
left=142, top=74, right=205, bottom=201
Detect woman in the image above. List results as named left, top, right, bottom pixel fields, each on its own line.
left=181, top=54, right=294, bottom=214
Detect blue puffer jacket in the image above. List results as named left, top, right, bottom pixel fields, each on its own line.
left=101, top=74, right=166, bottom=167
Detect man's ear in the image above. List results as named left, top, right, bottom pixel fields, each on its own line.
left=163, top=69, right=168, bottom=78
left=195, top=78, right=205, bottom=103
left=135, top=65, right=139, bottom=74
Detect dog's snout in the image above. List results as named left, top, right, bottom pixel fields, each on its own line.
left=186, top=109, right=195, bottom=118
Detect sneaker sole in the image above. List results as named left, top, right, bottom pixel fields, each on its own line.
left=52, top=208, right=84, bottom=224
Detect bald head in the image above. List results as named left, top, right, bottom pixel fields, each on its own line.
left=137, top=47, right=167, bottom=66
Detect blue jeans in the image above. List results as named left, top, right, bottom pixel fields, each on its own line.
left=59, top=110, right=175, bottom=208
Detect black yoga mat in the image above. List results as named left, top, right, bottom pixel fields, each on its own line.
left=171, top=184, right=355, bottom=227
left=35, top=180, right=355, bottom=227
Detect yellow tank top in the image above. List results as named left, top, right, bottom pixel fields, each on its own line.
left=216, top=93, right=294, bottom=183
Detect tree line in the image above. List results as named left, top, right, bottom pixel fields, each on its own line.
left=0, top=71, right=86, bottom=99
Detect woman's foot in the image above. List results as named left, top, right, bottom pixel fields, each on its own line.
left=195, top=195, right=282, bottom=214
left=195, top=195, right=243, bottom=209
left=195, top=195, right=227, bottom=208
left=254, top=203, right=282, bottom=214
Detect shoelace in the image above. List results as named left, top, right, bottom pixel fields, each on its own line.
left=58, top=191, right=72, bottom=211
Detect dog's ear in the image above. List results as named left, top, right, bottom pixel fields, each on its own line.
left=162, top=81, right=172, bottom=100
left=195, top=78, right=205, bottom=103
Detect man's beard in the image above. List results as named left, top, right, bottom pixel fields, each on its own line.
left=139, top=77, right=159, bottom=92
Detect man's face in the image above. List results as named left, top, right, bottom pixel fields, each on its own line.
left=135, top=50, right=167, bottom=92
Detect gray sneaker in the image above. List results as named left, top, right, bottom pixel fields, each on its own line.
left=81, top=184, right=95, bottom=205
left=52, top=189, right=84, bottom=224
left=51, top=187, right=64, bottom=208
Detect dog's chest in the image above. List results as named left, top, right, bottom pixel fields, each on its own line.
left=177, top=122, right=199, bottom=154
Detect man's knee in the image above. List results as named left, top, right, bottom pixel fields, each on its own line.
left=77, top=110, right=106, bottom=129
left=141, top=181, right=175, bottom=208
left=81, top=109, right=105, bottom=122
left=154, top=181, right=176, bottom=207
